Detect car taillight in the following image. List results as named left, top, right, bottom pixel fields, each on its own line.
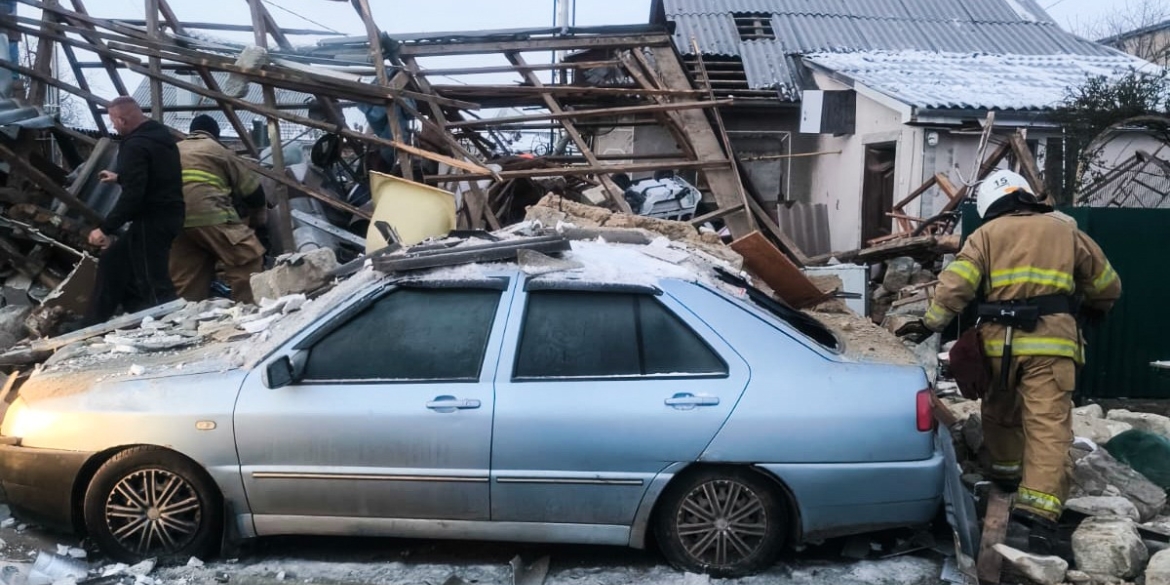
left=916, top=389, right=936, bottom=432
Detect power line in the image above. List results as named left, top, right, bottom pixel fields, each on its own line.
left=1044, top=0, right=1071, bottom=10
left=261, top=0, right=344, bottom=35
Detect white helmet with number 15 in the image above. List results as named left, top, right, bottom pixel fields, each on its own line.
left=976, top=169, right=1031, bottom=218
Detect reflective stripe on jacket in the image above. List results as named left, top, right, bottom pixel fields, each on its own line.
left=923, top=211, right=1122, bottom=364
left=177, top=132, right=261, bottom=228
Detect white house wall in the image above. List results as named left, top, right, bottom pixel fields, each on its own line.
left=807, top=73, right=923, bottom=251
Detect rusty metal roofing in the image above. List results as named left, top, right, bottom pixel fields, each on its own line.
left=657, top=0, right=1128, bottom=102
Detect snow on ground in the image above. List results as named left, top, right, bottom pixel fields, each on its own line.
left=0, top=506, right=945, bottom=585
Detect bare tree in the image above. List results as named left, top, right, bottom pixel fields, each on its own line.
left=1073, top=0, right=1170, bottom=65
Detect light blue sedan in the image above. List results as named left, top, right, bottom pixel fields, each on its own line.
left=0, top=250, right=943, bottom=577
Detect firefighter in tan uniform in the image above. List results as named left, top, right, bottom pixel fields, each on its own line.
left=899, top=170, right=1121, bottom=551
left=169, top=115, right=267, bottom=304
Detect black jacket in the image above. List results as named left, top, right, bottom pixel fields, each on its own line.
left=101, top=119, right=185, bottom=234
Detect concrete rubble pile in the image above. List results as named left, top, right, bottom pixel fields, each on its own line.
left=940, top=391, right=1170, bottom=585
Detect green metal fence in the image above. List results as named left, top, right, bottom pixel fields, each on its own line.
left=961, top=205, right=1170, bottom=399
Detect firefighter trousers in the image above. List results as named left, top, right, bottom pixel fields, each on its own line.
left=982, top=354, right=1078, bottom=520
left=169, top=223, right=265, bottom=304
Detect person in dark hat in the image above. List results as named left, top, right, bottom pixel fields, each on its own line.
left=169, top=114, right=268, bottom=303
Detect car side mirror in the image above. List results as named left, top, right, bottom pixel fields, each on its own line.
left=265, top=352, right=305, bottom=389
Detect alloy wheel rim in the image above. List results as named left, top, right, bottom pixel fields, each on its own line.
left=675, top=479, right=768, bottom=568
left=105, top=468, right=201, bottom=555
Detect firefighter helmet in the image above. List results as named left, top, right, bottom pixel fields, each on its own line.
left=976, top=169, right=1031, bottom=218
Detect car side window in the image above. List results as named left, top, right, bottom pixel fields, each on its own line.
left=514, top=291, right=727, bottom=380
left=302, top=288, right=502, bottom=383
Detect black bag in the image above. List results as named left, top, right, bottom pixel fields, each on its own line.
left=949, top=327, right=991, bottom=400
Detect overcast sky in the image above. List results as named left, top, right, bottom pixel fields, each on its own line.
left=79, top=0, right=1124, bottom=38
left=21, top=0, right=1140, bottom=113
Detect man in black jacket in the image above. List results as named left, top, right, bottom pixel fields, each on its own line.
left=83, top=97, right=185, bottom=326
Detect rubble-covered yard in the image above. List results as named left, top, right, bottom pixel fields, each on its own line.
left=0, top=513, right=947, bottom=585
left=940, top=389, right=1170, bottom=585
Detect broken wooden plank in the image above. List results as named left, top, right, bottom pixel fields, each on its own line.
left=423, top=159, right=733, bottom=182
left=444, top=99, right=734, bottom=129
left=935, top=173, right=961, bottom=203
left=0, top=139, right=102, bottom=224
left=729, top=231, right=827, bottom=309
left=891, top=175, right=938, bottom=212
left=930, top=392, right=959, bottom=428
left=507, top=51, right=627, bottom=212
left=854, top=235, right=938, bottom=264
left=976, top=486, right=1012, bottom=585
left=1010, top=131, right=1046, bottom=201
left=689, top=203, right=745, bottom=226
left=30, top=298, right=187, bottom=352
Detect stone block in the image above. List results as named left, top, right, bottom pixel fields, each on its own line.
left=1066, top=496, right=1141, bottom=522
left=993, top=544, right=1068, bottom=585
left=1106, top=409, right=1170, bottom=440
left=250, top=248, right=339, bottom=303
left=1071, top=516, right=1148, bottom=581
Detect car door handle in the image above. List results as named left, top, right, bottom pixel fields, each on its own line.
left=426, top=396, right=482, bottom=411
left=665, top=393, right=720, bottom=409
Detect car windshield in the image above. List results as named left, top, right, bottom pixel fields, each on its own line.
left=711, top=268, right=841, bottom=352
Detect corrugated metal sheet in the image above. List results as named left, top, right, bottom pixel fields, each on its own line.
left=663, top=0, right=1128, bottom=102
left=739, top=40, right=793, bottom=90
left=804, top=51, right=1148, bottom=109
left=961, top=204, right=1170, bottom=399
left=777, top=201, right=831, bottom=256
left=0, top=98, right=55, bottom=131
left=671, top=13, right=740, bottom=56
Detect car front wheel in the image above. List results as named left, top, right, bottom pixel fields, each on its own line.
left=83, top=446, right=221, bottom=563
left=654, top=468, right=786, bottom=577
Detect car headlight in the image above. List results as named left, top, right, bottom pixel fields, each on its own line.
left=1, top=398, right=59, bottom=439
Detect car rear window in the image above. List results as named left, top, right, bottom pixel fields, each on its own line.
left=712, top=268, right=841, bottom=352
left=514, top=290, right=728, bottom=380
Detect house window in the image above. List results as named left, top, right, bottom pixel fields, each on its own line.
left=733, top=12, right=775, bottom=41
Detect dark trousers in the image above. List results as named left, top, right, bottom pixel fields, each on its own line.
left=85, top=219, right=181, bottom=326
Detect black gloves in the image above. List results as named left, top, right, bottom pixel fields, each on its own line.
left=896, top=320, right=934, bottom=344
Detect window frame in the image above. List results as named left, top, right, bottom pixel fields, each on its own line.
left=295, top=278, right=508, bottom=385
left=510, top=288, right=730, bottom=382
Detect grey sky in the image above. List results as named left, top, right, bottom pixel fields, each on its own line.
left=20, top=0, right=1143, bottom=112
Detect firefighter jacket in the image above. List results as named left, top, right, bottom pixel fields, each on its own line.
left=923, top=211, right=1121, bottom=363
left=177, top=132, right=261, bottom=228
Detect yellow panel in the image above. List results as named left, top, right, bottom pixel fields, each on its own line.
left=365, top=172, right=458, bottom=253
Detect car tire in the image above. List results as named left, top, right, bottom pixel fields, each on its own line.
left=83, top=446, right=222, bottom=563
left=654, top=468, right=786, bottom=577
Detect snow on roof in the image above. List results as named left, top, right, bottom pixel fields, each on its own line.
left=805, top=50, right=1155, bottom=110
left=657, top=0, right=1120, bottom=99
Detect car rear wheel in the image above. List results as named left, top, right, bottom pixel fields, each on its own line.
left=654, top=468, right=786, bottom=577
left=83, top=446, right=221, bottom=563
